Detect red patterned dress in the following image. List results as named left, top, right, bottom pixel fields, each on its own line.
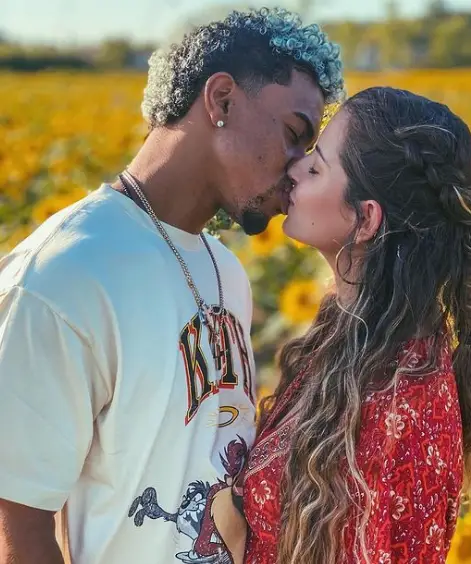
left=243, top=336, right=464, bottom=563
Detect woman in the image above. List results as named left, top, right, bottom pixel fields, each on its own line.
left=241, top=87, right=471, bottom=563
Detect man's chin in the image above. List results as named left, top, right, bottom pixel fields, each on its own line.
left=240, top=209, right=270, bottom=236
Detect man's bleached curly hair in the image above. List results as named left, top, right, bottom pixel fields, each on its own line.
left=142, top=7, right=345, bottom=128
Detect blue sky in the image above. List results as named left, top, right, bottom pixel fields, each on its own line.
left=3, top=0, right=471, bottom=45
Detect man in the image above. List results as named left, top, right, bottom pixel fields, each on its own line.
left=0, top=7, right=344, bottom=564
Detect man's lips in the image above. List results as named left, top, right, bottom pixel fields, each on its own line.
left=280, top=190, right=290, bottom=215
left=280, top=183, right=294, bottom=215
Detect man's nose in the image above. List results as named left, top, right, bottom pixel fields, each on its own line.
left=287, top=145, right=307, bottom=165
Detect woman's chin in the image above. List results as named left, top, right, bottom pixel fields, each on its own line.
left=281, top=215, right=293, bottom=236
left=283, top=215, right=306, bottom=245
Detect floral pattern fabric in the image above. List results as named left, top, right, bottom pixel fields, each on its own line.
left=243, top=337, right=464, bottom=563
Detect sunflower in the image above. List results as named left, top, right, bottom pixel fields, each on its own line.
left=279, top=279, right=324, bottom=324
left=288, top=237, right=307, bottom=250
left=234, top=244, right=253, bottom=267
left=249, top=215, right=287, bottom=256
left=32, top=193, right=80, bottom=225
left=448, top=512, right=471, bottom=563
left=1, top=224, right=32, bottom=251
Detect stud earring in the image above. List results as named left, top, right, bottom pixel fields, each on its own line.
left=216, top=120, right=225, bottom=128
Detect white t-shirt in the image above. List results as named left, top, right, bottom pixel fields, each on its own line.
left=0, top=185, right=257, bottom=564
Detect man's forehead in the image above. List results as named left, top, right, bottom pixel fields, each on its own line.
left=288, top=72, right=324, bottom=115
left=262, top=72, right=324, bottom=122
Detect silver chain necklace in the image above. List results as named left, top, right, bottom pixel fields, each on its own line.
left=119, top=170, right=226, bottom=371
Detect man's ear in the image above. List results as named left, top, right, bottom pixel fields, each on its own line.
left=204, top=72, right=237, bottom=127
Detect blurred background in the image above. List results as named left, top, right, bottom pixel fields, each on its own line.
left=2, top=0, right=471, bottom=559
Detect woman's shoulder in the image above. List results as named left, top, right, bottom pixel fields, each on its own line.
left=352, top=339, right=463, bottom=564
left=360, top=334, right=461, bottom=452
left=356, top=338, right=463, bottom=500
left=361, top=369, right=460, bottom=447
left=364, top=333, right=456, bottom=409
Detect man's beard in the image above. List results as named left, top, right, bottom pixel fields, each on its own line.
left=240, top=209, right=270, bottom=235
left=238, top=183, right=280, bottom=236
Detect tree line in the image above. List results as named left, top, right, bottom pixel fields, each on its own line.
left=1, top=1, right=470, bottom=72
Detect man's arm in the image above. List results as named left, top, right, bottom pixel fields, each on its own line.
left=0, top=286, right=110, bottom=564
left=0, top=499, right=64, bottom=563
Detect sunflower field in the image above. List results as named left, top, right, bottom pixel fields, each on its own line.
left=2, top=69, right=471, bottom=559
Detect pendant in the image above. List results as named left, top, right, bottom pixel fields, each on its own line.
left=205, top=305, right=226, bottom=372
left=210, top=330, right=225, bottom=371
left=198, top=305, right=211, bottom=327
left=211, top=329, right=224, bottom=371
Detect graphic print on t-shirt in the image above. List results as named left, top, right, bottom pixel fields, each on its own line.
left=128, top=307, right=255, bottom=563
left=180, top=309, right=254, bottom=426
left=128, top=436, right=249, bottom=564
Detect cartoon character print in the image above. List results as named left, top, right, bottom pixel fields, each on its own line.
left=128, top=436, right=249, bottom=563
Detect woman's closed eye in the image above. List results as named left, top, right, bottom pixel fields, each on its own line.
left=309, top=166, right=319, bottom=176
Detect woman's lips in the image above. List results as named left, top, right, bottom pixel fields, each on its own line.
left=280, top=185, right=294, bottom=215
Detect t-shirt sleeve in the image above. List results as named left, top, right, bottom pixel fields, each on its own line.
left=0, top=285, right=109, bottom=511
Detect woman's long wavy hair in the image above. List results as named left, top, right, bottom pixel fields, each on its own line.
left=261, top=87, right=471, bottom=564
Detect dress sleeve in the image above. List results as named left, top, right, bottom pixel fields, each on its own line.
left=357, top=369, right=463, bottom=563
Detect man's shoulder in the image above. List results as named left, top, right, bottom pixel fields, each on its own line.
left=0, top=186, right=160, bottom=319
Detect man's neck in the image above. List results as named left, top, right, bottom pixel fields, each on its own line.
left=116, top=127, right=218, bottom=235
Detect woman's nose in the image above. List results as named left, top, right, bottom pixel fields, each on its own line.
left=286, top=156, right=303, bottom=186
